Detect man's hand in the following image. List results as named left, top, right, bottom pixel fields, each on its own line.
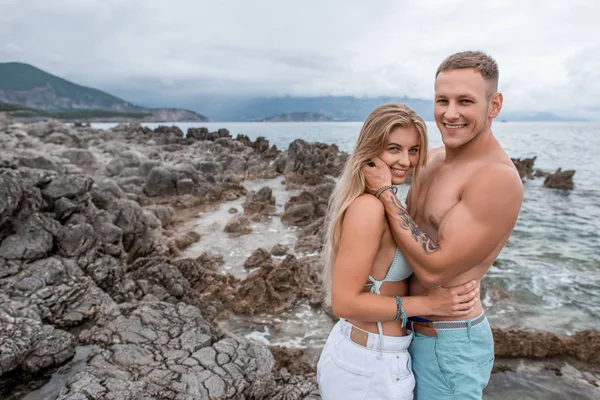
left=361, top=157, right=392, bottom=194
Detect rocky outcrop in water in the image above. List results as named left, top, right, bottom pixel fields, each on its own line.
left=512, top=157, right=536, bottom=180
left=493, top=328, right=600, bottom=366
left=512, top=156, right=575, bottom=190
left=543, top=168, right=575, bottom=190
left=243, top=186, right=277, bottom=221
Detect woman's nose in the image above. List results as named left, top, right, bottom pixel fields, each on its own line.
left=396, top=152, right=411, bottom=167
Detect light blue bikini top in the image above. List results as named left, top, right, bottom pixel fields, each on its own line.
left=364, top=248, right=413, bottom=357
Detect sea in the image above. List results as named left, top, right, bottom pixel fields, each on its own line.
left=84, top=121, right=600, bottom=399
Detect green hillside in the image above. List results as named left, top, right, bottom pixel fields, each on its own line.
left=0, top=101, right=150, bottom=119
left=0, top=62, right=141, bottom=111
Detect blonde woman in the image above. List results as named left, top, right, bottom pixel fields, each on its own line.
left=317, top=104, right=479, bottom=400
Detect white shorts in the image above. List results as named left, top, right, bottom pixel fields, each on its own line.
left=317, top=319, right=415, bottom=400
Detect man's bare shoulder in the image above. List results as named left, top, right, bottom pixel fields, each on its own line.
left=466, top=161, right=524, bottom=202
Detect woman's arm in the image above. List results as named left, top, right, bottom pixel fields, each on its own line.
left=330, top=195, right=478, bottom=322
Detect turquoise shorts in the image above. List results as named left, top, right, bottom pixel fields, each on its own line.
left=408, top=314, right=494, bottom=400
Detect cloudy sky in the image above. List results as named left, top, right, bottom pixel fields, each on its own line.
left=1, top=0, right=598, bottom=118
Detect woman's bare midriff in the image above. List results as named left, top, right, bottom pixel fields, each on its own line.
left=346, top=280, right=409, bottom=336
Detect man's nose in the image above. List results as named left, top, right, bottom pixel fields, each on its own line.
left=444, top=101, right=460, bottom=120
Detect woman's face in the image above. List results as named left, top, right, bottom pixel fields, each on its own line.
left=378, top=125, right=421, bottom=185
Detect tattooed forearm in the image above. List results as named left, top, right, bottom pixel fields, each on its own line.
left=389, top=193, right=440, bottom=253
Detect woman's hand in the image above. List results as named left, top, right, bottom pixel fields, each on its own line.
left=425, top=280, right=479, bottom=317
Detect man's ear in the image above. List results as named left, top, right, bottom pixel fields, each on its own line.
left=489, top=92, right=503, bottom=119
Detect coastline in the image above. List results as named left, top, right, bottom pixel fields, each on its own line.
left=0, top=115, right=597, bottom=399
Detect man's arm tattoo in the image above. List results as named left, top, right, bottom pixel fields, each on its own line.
left=390, top=195, right=440, bottom=253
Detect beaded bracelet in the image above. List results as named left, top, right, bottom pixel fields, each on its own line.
left=394, top=295, right=407, bottom=328
left=375, top=185, right=398, bottom=199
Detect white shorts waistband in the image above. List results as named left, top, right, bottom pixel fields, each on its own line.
left=338, top=319, right=413, bottom=352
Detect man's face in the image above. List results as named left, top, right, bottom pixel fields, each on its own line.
left=434, top=68, right=500, bottom=149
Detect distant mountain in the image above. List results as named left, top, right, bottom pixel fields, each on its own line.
left=181, top=95, right=584, bottom=122
left=187, top=96, right=433, bottom=121
left=499, top=112, right=588, bottom=122
left=0, top=62, right=207, bottom=121
left=259, top=112, right=333, bottom=122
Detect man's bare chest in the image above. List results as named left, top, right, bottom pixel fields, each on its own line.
left=413, top=166, right=466, bottom=233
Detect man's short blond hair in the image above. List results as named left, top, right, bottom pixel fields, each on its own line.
left=436, top=51, right=499, bottom=95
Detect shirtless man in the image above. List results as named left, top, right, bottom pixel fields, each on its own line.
left=362, top=51, right=524, bottom=399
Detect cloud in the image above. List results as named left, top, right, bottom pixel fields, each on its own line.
left=1, top=0, right=598, bottom=118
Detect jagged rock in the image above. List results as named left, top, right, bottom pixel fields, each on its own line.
left=58, top=301, right=275, bottom=400
left=282, top=193, right=321, bottom=227
left=493, top=328, right=600, bottom=365
left=534, top=169, right=551, bottom=178
left=232, top=254, right=323, bottom=315
left=176, top=178, right=194, bottom=195
left=107, top=199, right=154, bottom=251
left=56, top=149, right=96, bottom=169
left=126, top=258, right=192, bottom=301
left=170, top=231, right=201, bottom=252
left=282, top=185, right=332, bottom=227
left=281, top=139, right=347, bottom=178
left=224, top=214, right=252, bottom=236
left=25, top=120, right=70, bottom=138
left=242, top=186, right=276, bottom=218
left=1, top=256, right=120, bottom=328
left=0, top=295, right=75, bottom=375
left=271, top=244, right=290, bottom=256
left=194, top=252, right=225, bottom=272
left=144, top=205, right=174, bottom=228
left=144, top=166, right=176, bottom=197
left=284, top=172, right=336, bottom=188
left=0, top=213, right=57, bottom=261
left=244, top=248, right=273, bottom=269
left=42, top=175, right=94, bottom=205
left=90, top=179, right=126, bottom=210
left=511, top=157, right=536, bottom=180
left=543, top=168, right=575, bottom=190
left=17, top=154, right=65, bottom=174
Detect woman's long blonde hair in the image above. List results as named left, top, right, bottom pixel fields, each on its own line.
left=321, top=104, right=428, bottom=305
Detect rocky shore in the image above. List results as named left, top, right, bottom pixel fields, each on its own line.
left=0, top=114, right=595, bottom=399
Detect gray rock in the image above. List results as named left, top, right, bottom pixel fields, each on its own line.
left=90, top=179, right=126, bottom=210
left=244, top=248, right=273, bottom=269
left=271, top=244, right=290, bottom=256
left=144, top=167, right=176, bottom=197
left=42, top=175, right=94, bottom=204
left=56, top=301, right=277, bottom=399
left=242, top=186, right=276, bottom=217
left=224, top=215, right=252, bottom=236
left=0, top=295, right=76, bottom=375
left=0, top=213, right=57, bottom=261
left=56, top=149, right=96, bottom=169
left=177, top=178, right=194, bottom=195
left=543, top=168, right=575, bottom=190
left=105, top=158, right=126, bottom=177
